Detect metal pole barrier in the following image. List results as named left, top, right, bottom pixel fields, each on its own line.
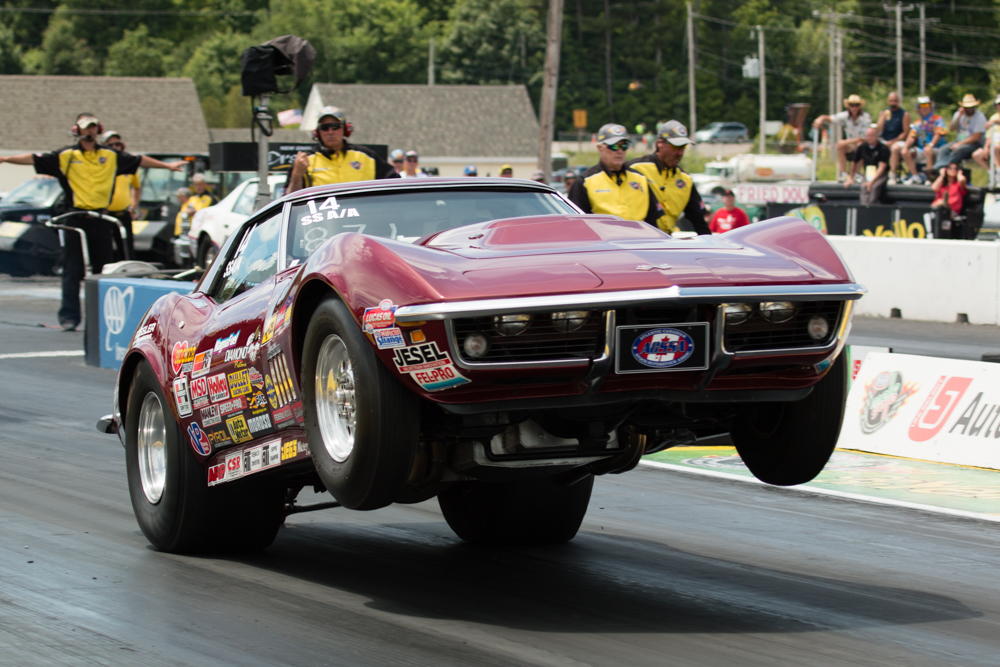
left=811, top=128, right=819, bottom=182
left=47, top=213, right=92, bottom=276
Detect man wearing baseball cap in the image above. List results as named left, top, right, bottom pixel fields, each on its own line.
left=567, top=123, right=662, bottom=226
left=286, top=105, right=398, bottom=193
left=627, top=120, right=710, bottom=234
left=99, top=130, right=141, bottom=258
left=0, top=112, right=184, bottom=330
left=399, top=150, right=428, bottom=178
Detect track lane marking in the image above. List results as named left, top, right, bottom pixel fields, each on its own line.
left=0, top=350, right=85, bottom=359
left=639, top=460, right=1000, bottom=524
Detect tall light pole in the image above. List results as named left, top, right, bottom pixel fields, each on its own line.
left=538, top=0, right=564, bottom=182
left=907, top=4, right=938, bottom=96
left=687, top=2, right=696, bottom=133
left=758, top=26, right=766, bottom=155
left=885, top=2, right=914, bottom=100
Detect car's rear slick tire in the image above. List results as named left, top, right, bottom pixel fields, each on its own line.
left=302, top=296, right=419, bottom=510
left=125, top=361, right=284, bottom=553
left=731, top=352, right=848, bottom=486
left=438, top=475, right=594, bottom=545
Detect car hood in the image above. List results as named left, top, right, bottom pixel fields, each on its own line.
left=367, top=214, right=851, bottom=300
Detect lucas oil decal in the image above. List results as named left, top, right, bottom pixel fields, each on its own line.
left=363, top=299, right=396, bottom=333
left=392, top=341, right=469, bottom=392
left=631, top=328, right=695, bottom=369
left=860, top=371, right=919, bottom=435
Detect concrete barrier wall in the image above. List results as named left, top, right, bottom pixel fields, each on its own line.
left=828, top=236, right=1000, bottom=324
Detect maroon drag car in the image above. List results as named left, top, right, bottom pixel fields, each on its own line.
left=98, top=178, right=864, bottom=552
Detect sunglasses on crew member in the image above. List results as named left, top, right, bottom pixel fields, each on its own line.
left=405, top=156, right=418, bottom=161
left=107, top=141, right=124, bottom=149
left=317, top=122, right=343, bottom=132
left=605, top=140, right=631, bottom=152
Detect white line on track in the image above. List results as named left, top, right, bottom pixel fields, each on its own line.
left=639, top=459, right=1000, bottom=524
left=0, top=350, right=85, bottom=360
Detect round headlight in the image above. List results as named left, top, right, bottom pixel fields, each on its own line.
left=493, top=313, right=533, bottom=336
left=760, top=301, right=798, bottom=323
left=551, top=311, right=590, bottom=333
left=463, top=333, right=490, bottom=358
left=807, top=316, right=830, bottom=340
left=724, top=303, right=753, bottom=326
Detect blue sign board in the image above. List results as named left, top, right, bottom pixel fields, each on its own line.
left=98, top=277, right=196, bottom=370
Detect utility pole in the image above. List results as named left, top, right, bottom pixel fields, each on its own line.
left=907, top=4, right=938, bottom=96
left=758, top=26, right=766, bottom=155
left=687, top=2, right=696, bottom=133
left=428, top=36, right=435, bottom=86
left=538, top=0, right=564, bottom=182
left=835, top=29, right=843, bottom=120
left=884, top=2, right=914, bottom=100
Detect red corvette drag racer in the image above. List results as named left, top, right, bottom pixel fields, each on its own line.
left=98, top=178, right=863, bottom=552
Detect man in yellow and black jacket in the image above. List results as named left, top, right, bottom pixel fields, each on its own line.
left=567, top=123, right=662, bottom=226
left=100, top=130, right=141, bottom=259
left=286, top=106, right=399, bottom=193
left=627, top=120, right=711, bottom=235
left=0, top=112, right=184, bottom=329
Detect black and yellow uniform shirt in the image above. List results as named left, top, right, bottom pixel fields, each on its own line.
left=627, top=154, right=711, bottom=235
left=33, top=142, right=142, bottom=211
left=567, top=163, right=661, bottom=226
left=292, top=142, right=399, bottom=189
left=187, top=191, right=218, bottom=212
left=108, top=173, right=140, bottom=212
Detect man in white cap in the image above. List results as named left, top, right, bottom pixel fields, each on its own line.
left=389, top=149, right=405, bottom=174
left=99, top=130, right=141, bottom=258
left=0, top=112, right=184, bottom=330
left=399, top=150, right=428, bottom=178
left=567, top=123, right=662, bottom=226
left=627, top=119, right=710, bottom=234
left=934, top=94, right=987, bottom=175
left=287, top=106, right=398, bottom=193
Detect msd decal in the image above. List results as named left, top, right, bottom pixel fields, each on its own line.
left=860, top=371, right=919, bottom=435
left=186, top=422, right=212, bottom=456
left=363, top=299, right=396, bottom=333
left=190, top=376, right=209, bottom=408
left=631, top=328, right=694, bottom=369
left=172, top=375, right=192, bottom=417
left=207, top=372, right=230, bottom=402
left=172, top=341, right=195, bottom=374
left=909, top=376, right=973, bottom=442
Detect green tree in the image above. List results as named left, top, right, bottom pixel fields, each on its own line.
left=105, top=24, right=174, bottom=77
left=182, top=29, right=255, bottom=101
left=0, top=22, right=23, bottom=74
left=439, top=0, right=545, bottom=85
left=22, top=10, right=99, bottom=75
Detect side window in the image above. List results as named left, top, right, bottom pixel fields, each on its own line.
left=233, top=182, right=258, bottom=217
left=213, top=210, right=282, bottom=303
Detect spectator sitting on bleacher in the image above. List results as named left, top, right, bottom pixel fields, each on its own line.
left=875, top=91, right=911, bottom=150
left=932, top=94, right=986, bottom=178
left=848, top=126, right=890, bottom=205
left=890, top=96, right=946, bottom=185
left=812, top=94, right=872, bottom=183
left=971, top=94, right=1000, bottom=177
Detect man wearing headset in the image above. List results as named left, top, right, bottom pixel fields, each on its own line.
left=0, top=112, right=184, bottom=330
left=286, top=106, right=398, bottom=193
left=99, top=130, right=141, bottom=259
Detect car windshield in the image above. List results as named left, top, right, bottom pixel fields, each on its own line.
left=287, top=187, right=576, bottom=261
left=140, top=160, right=197, bottom=202
left=1, top=177, right=62, bottom=207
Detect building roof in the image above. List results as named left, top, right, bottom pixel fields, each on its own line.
left=303, top=84, right=539, bottom=158
left=0, top=75, right=209, bottom=154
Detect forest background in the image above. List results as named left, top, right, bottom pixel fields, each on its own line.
left=1, top=0, right=999, bottom=135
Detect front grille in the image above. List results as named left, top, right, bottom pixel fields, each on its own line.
left=724, top=301, right=842, bottom=352
left=452, top=312, right=604, bottom=363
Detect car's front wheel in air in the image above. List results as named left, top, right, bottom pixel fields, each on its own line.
left=302, top=296, right=419, bottom=510
left=438, top=475, right=594, bottom=545
left=731, top=352, right=848, bottom=486
left=125, top=360, right=284, bottom=553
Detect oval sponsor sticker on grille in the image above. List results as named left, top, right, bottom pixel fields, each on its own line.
left=631, top=328, right=695, bottom=369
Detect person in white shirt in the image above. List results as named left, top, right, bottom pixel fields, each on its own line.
left=399, top=150, right=429, bottom=178
left=812, top=94, right=873, bottom=182
left=932, top=93, right=987, bottom=177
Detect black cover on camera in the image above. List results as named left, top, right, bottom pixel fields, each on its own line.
left=241, top=35, right=316, bottom=97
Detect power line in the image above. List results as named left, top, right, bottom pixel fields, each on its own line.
left=0, top=7, right=255, bottom=17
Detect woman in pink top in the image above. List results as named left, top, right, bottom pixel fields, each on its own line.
left=931, top=163, right=967, bottom=238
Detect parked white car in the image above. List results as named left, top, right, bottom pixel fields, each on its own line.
left=181, top=174, right=286, bottom=267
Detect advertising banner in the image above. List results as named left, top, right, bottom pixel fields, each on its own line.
left=735, top=183, right=810, bottom=205
left=839, top=352, right=1000, bottom=470
left=97, top=277, right=196, bottom=370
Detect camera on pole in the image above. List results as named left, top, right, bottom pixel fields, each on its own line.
left=240, top=35, right=316, bottom=210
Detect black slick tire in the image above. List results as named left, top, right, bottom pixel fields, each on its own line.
left=438, top=475, right=594, bottom=545
left=731, top=352, right=848, bottom=486
left=301, top=296, right=419, bottom=510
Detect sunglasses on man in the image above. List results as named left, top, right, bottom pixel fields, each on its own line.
left=107, top=141, right=124, bottom=149
left=405, top=156, right=418, bottom=162
left=393, top=159, right=404, bottom=165
left=605, top=140, right=631, bottom=152
left=317, top=122, right=343, bottom=132
left=847, top=103, right=860, bottom=108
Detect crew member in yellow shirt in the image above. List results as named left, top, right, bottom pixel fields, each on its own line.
left=101, top=130, right=140, bottom=259
left=286, top=106, right=399, bottom=193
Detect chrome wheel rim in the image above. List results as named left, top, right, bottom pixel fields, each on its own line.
left=137, top=392, right=168, bottom=504
left=315, top=334, right=357, bottom=462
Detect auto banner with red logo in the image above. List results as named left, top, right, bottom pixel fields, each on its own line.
left=839, top=352, right=1000, bottom=470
